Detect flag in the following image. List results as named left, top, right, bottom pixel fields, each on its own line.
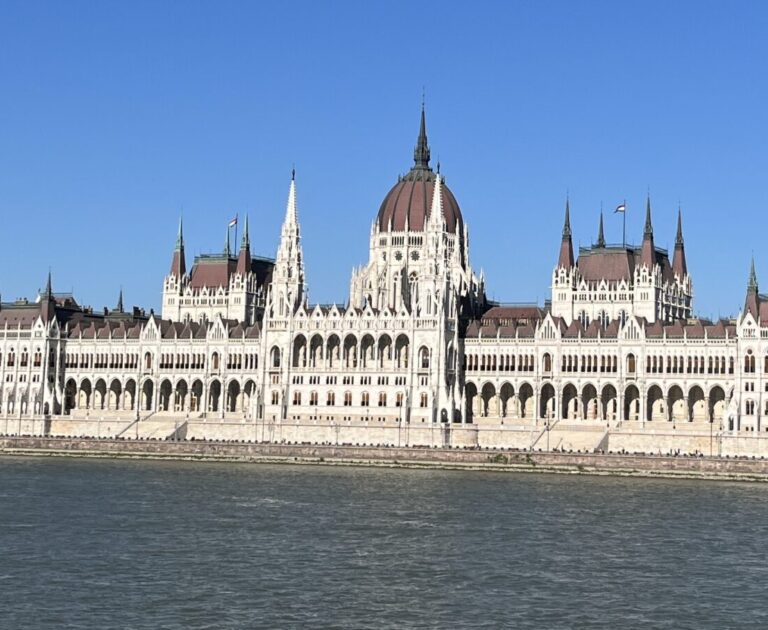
left=614, top=203, right=626, bottom=213
left=228, top=216, right=238, bottom=228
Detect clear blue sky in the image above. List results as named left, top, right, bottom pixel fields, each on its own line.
left=0, top=1, right=765, bottom=319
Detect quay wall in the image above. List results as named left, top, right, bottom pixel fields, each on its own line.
left=4, top=436, right=768, bottom=482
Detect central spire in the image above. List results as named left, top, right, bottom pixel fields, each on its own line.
left=413, top=104, right=431, bottom=170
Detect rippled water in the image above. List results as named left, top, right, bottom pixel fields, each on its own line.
left=0, top=458, right=767, bottom=629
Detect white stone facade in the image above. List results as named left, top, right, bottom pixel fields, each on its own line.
left=0, top=112, right=762, bottom=450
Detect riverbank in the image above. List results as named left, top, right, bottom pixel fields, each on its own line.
left=3, top=436, right=768, bottom=482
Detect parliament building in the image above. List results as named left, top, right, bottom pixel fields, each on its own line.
left=0, top=110, right=762, bottom=453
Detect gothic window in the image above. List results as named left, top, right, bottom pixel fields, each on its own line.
left=396, top=392, right=404, bottom=407
left=361, top=391, right=370, bottom=407
left=310, top=391, right=318, bottom=406
left=378, top=392, right=387, bottom=407
left=598, top=310, right=609, bottom=327
left=344, top=391, right=352, bottom=407
left=270, top=346, right=281, bottom=369
left=420, top=393, right=428, bottom=408
left=627, top=353, right=636, bottom=374
left=578, top=311, right=589, bottom=327
left=543, top=353, right=552, bottom=373
left=327, top=392, right=335, bottom=406
left=292, top=391, right=301, bottom=406
left=271, top=390, right=279, bottom=405
left=419, top=346, right=430, bottom=370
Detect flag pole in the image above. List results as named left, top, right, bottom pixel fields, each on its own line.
left=234, top=213, right=238, bottom=254
left=622, top=199, right=626, bottom=249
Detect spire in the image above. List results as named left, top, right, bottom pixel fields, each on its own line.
left=413, top=103, right=431, bottom=170
left=169, top=217, right=186, bottom=277
left=237, top=214, right=252, bottom=275
left=558, top=198, right=574, bottom=269
left=284, top=170, right=299, bottom=230
left=44, top=269, right=52, bottom=300
left=273, top=172, right=305, bottom=316
left=116, top=287, right=124, bottom=313
left=640, top=195, right=655, bottom=268
left=596, top=210, right=605, bottom=248
left=241, top=213, right=250, bottom=250
left=748, top=257, right=758, bottom=294
left=41, top=270, right=54, bottom=323
left=644, top=195, right=653, bottom=238
left=672, top=207, right=687, bottom=278
left=562, top=197, right=572, bottom=238
left=745, top=257, right=760, bottom=317
left=428, top=171, right=444, bottom=229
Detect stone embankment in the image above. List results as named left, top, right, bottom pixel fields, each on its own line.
left=3, top=436, right=768, bottom=482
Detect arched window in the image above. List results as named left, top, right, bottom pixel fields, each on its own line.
left=627, top=353, right=636, bottom=374
left=378, top=392, right=387, bottom=407
left=344, top=391, right=352, bottom=407
left=578, top=311, right=589, bottom=327
left=543, top=353, right=552, bottom=373
left=271, top=390, right=280, bottom=405
left=292, top=391, right=301, bottom=406
left=361, top=392, right=369, bottom=407
left=420, top=393, right=428, bottom=408
left=419, top=346, right=430, bottom=370
left=270, top=346, right=281, bottom=369
left=396, top=392, right=404, bottom=407
left=327, top=391, right=335, bottom=406
left=310, top=391, right=318, bottom=406
left=144, top=352, right=152, bottom=370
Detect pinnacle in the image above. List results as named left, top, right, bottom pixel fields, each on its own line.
left=413, top=103, right=431, bottom=170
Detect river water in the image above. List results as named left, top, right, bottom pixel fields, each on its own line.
left=0, top=457, right=766, bottom=629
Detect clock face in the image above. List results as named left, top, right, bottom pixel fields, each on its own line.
left=410, top=250, right=420, bottom=261
left=394, top=250, right=403, bottom=261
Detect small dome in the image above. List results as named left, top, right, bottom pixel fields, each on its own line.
left=375, top=107, right=463, bottom=234
left=376, top=169, right=463, bottom=233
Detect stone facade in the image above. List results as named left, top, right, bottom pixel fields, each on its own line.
left=0, top=109, right=762, bottom=450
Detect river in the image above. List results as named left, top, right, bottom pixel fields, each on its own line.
left=0, top=457, right=766, bottom=629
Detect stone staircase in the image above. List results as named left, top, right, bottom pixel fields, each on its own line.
left=532, top=423, right=609, bottom=452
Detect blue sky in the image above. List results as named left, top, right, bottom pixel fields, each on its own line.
left=0, top=1, right=766, bottom=319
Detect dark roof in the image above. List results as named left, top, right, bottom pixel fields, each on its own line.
left=576, top=245, right=674, bottom=284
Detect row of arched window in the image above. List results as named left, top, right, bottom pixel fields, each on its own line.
left=647, top=354, right=734, bottom=375
left=2, top=349, right=52, bottom=369
left=282, top=390, right=429, bottom=408
left=464, top=354, right=536, bottom=372
left=64, top=352, right=138, bottom=370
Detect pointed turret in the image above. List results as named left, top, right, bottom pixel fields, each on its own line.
left=272, top=171, right=305, bottom=316
left=640, top=195, right=655, bottom=268
left=428, top=171, right=444, bottom=230
left=44, top=269, right=52, bottom=300
left=672, top=207, right=687, bottom=278
left=557, top=198, right=574, bottom=269
left=745, top=257, right=760, bottom=318
left=413, top=104, right=431, bottom=171
left=237, top=214, right=251, bottom=275
left=116, top=288, right=124, bottom=313
left=596, top=210, right=605, bottom=248
left=169, top=217, right=186, bottom=277
left=40, top=270, right=55, bottom=323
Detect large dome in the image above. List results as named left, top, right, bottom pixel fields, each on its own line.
left=375, top=108, right=463, bottom=234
